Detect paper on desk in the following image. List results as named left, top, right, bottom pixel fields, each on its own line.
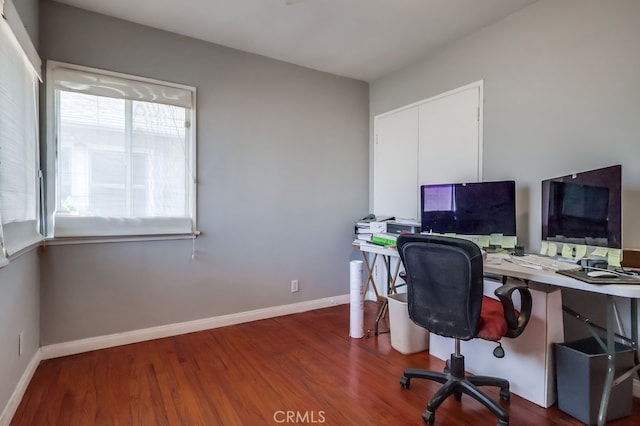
left=501, top=236, right=516, bottom=249
left=540, top=241, right=548, bottom=256
left=548, top=243, right=558, bottom=256
left=608, top=249, right=622, bottom=267
left=368, top=221, right=387, bottom=233
left=575, top=245, right=587, bottom=259
left=592, top=247, right=609, bottom=257
left=561, top=244, right=574, bottom=259
left=489, top=233, right=503, bottom=246
left=477, top=235, right=490, bottom=248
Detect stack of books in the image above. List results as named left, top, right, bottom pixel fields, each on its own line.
left=354, top=221, right=381, bottom=243
left=370, top=233, right=398, bottom=247
left=353, top=215, right=394, bottom=244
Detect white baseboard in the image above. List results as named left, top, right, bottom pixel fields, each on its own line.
left=0, top=350, right=41, bottom=426
left=40, top=294, right=350, bottom=360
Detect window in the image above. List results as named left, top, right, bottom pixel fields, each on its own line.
left=0, top=0, right=42, bottom=266
left=48, top=62, right=196, bottom=238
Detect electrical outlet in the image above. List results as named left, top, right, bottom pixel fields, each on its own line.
left=291, top=279, right=299, bottom=292
left=18, top=331, right=24, bottom=356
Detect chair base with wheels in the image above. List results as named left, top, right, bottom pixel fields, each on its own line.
left=395, top=234, right=532, bottom=426
left=400, top=340, right=510, bottom=426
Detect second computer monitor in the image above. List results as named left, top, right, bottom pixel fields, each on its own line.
left=541, top=164, right=621, bottom=249
left=420, top=180, right=516, bottom=236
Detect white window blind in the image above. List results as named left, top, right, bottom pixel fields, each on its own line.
left=0, top=0, right=43, bottom=266
left=49, top=62, right=196, bottom=238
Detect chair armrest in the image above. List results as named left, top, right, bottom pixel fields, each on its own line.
left=494, top=281, right=532, bottom=338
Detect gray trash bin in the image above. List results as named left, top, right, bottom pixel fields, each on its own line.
left=554, top=337, right=634, bottom=425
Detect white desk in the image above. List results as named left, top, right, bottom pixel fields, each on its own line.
left=356, top=242, right=640, bottom=425
left=428, top=278, right=563, bottom=408
left=485, top=253, right=640, bottom=426
left=485, top=253, right=640, bottom=299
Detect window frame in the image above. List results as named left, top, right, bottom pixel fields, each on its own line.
left=45, top=61, right=197, bottom=241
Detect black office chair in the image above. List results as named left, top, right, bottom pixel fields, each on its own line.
left=396, top=234, right=532, bottom=426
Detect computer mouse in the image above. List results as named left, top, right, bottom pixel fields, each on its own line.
left=586, top=270, right=618, bottom=278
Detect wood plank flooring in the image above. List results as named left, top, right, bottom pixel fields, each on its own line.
left=11, top=301, right=640, bottom=425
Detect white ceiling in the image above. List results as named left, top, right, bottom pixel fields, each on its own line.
left=52, top=0, right=538, bottom=82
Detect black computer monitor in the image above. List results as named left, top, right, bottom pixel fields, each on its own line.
left=541, top=165, right=621, bottom=249
left=420, top=180, right=516, bottom=236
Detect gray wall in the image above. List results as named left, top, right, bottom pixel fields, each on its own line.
left=39, top=1, right=369, bottom=344
left=370, top=0, right=640, bottom=339
left=0, top=252, right=40, bottom=421
left=0, top=0, right=40, bottom=419
left=371, top=0, right=640, bottom=251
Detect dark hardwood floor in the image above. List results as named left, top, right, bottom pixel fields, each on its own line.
left=11, top=301, right=640, bottom=425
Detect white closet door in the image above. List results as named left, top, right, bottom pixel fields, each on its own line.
left=373, top=106, right=419, bottom=219
left=372, top=81, right=482, bottom=221
left=418, top=86, right=481, bottom=187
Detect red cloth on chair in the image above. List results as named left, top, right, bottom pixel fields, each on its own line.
left=477, top=296, right=510, bottom=341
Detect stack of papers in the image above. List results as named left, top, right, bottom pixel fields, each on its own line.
left=353, top=216, right=394, bottom=244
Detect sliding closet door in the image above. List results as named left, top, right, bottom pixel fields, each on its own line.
left=372, top=106, right=419, bottom=219
left=372, top=81, right=483, bottom=221
left=418, top=84, right=481, bottom=186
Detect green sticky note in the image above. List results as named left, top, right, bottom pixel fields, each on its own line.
left=561, top=244, right=573, bottom=259
left=540, top=241, right=548, bottom=255
left=477, top=236, right=490, bottom=248
left=592, top=247, right=609, bottom=257
left=608, top=249, right=622, bottom=267
left=489, top=233, right=503, bottom=246
left=548, top=243, right=558, bottom=256
left=501, top=236, right=516, bottom=249
left=575, top=245, right=587, bottom=259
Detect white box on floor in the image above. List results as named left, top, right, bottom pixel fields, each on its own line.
left=428, top=279, right=564, bottom=408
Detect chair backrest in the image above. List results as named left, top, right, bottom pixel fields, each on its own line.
left=397, top=234, right=484, bottom=340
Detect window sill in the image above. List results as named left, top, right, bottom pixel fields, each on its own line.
left=44, top=231, right=200, bottom=246
left=0, top=239, right=43, bottom=268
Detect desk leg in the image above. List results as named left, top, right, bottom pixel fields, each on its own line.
left=632, top=300, right=639, bottom=380
left=375, top=299, right=388, bottom=336
left=361, top=252, right=381, bottom=302
left=388, top=257, right=402, bottom=294
left=373, top=254, right=406, bottom=336
left=597, top=296, right=616, bottom=426
left=374, top=254, right=394, bottom=336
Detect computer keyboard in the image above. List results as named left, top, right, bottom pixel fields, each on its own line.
left=515, top=254, right=582, bottom=271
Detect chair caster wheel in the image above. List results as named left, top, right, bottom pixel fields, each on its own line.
left=500, top=388, right=510, bottom=401
left=400, top=376, right=410, bottom=389
left=443, top=359, right=450, bottom=373
left=422, top=410, right=435, bottom=425
left=454, top=390, right=462, bottom=401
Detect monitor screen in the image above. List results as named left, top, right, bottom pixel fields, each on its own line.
left=541, top=165, right=621, bottom=249
left=420, top=180, right=516, bottom=236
